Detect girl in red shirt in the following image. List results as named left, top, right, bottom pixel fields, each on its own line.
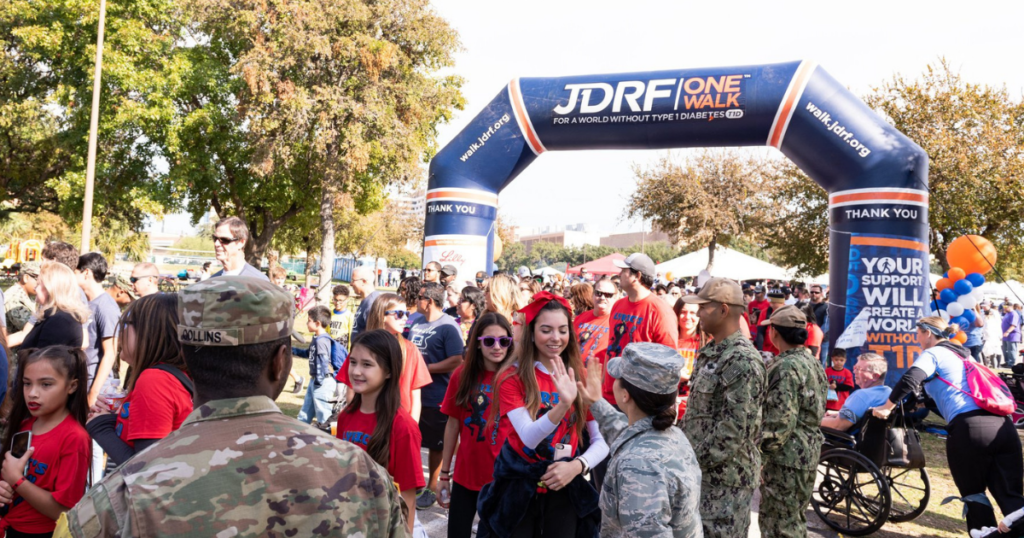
left=336, top=329, right=423, bottom=534
left=437, top=312, right=513, bottom=538
left=478, top=292, right=608, bottom=537
left=87, top=294, right=193, bottom=467
left=335, top=293, right=431, bottom=420
left=673, top=299, right=705, bottom=421
left=0, top=346, right=91, bottom=537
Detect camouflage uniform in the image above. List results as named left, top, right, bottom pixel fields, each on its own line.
left=683, top=331, right=766, bottom=538
left=4, top=280, right=36, bottom=333
left=759, top=346, right=828, bottom=538
left=56, top=276, right=408, bottom=537
left=592, top=342, right=703, bottom=538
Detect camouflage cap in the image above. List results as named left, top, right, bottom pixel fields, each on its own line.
left=19, top=261, right=40, bottom=277
left=178, top=276, right=294, bottom=346
left=606, top=342, right=686, bottom=395
left=114, top=274, right=138, bottom=299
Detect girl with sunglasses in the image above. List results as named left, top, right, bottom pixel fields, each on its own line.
left=478, top=292, right=608, bottom=537
left=436, top=313, right=513, bottom=538
left=335, top=293, right=431, bottom=421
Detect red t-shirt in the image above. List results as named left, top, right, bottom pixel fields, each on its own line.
left=574, top=310, right=611, bottom=369
left=676, top=335, right=701, bottom=420
left=336, top=338, right=431, bottom=414
left=440, top=366, right=496, bottom=491
left=805, top=323, right=824, bottom=361
left=747, top=299, right=770, bottom=335
left=5, top=414, right=90, bottom=533
left=115, top=367, right=193, bottom=447
left=760, top=304, right=780, bottom=355
left=603, top=294, right=678, bottom=404
left=336, top=408, right=425, bottom=492
left=495, top=364, right=592, bottom=463
left=825, top=366, right=855, bottom=411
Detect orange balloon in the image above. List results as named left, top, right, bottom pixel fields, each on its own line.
left=954, top=331, right=967, bottom=344
left=493, top=235, right=503, bottom=263
left=946, top=235, right=998, bottom=276
left=947, top=267, right=966, bottom=282
left=936, top=278, right=953, bottom=291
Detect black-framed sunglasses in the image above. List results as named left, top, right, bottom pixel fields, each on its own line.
left=478, top=336, right=513, bottom=349
left=212, top=236, right=240, bottom=245
left=594, top=291, right=616, bottom=299
left=385, top=309, right=409, bottom=319
left=130, top=275, right=158, bottom=283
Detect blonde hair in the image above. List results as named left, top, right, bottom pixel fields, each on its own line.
left=486, top=273, right=526, bottom=324
left=36, top=262, right=90, bottom=323
left=366, top=292, right=407, bottom=369
left=918, top=315, right=958, bottom=339
left=854, top=352, right=888, bottom=378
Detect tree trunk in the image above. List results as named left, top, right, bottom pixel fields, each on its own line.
left=317, top=182, right=336, bottom=303
left=706, top=235, right=717, bottom=272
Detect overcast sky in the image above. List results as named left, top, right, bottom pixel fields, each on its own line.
left=151, top=0, right=1024, bottom=237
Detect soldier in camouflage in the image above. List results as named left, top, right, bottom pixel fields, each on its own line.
left=4, top=261, right=38, bottom=333
left=56, top=276, right=407, bottom=537
left=759, top=305, right=828, bottom=538
left=579, top=342, right=703, bottom=538
left=682, top=278, right=766, bottom=538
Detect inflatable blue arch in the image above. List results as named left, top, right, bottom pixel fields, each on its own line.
left=423, top=60, right=930, bottom=381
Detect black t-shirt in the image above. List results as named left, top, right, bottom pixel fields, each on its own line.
left=812, top=302, right=828, bottom=326
left=23, top=310, right=85, bottom=349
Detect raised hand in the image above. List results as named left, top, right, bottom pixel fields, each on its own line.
left=577, top=359, right=604, bottom=408
left=550, top=358, right=578, bottom=407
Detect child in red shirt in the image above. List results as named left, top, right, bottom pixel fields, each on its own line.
left=825, top=349, right=855, bottom=412
left=437, top=312, right=512, bottom=538
left=478, top=292, right=609, bottom=537
left=674, top=300, right=703, bottom=421
left=0, top=346, right=91, bottom=536
left=336, top=329, right=423, bottom=534
left=87, top=294, right=193, bottom=467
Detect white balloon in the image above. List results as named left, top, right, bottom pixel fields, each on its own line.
left=973, top=289, right=986, bottom=302
left=957, top=294, right=977, bottom=309
left=946, top=302, right=965, bottom=317
left=940, top=309, right=951, bottom=322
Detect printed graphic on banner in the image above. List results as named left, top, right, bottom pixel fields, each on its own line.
left=422, top=235, right=488, bottom=275
left=844, top=233, right=930, bottom=385
left=551, top=74, right=749, bottom=125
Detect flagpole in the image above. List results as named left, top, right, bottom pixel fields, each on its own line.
left=81, top=0, right=107, bottom=252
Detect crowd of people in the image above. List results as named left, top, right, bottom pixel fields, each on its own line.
left=0, top=220, right=1020, bottom=537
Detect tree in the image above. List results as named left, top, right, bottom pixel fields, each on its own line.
left=626, top=149, right=769, bottom=271
left=497, top=242, right=528, bottom=273
left=388, top=249, right=420, bottom=270
left=760, top=159, right=830, bottom=277
left=865, top=59, right=1024, bottom=277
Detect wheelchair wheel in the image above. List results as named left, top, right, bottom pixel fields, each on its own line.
left=886, top=466, right=930, bottom=522
left=812, top=449, right=891, bottom=536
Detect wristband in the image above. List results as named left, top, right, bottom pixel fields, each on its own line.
left=439, top=476, right=450, bottom=482
left=440, top=469, right=451, bottom=476
left=13, top=477, right=26, bottom=490
left=575, top=456, right=590, bottom=475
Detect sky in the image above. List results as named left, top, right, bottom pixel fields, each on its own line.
left=148, top=0, right=1024, bottom=237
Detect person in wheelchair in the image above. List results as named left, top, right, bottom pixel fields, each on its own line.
left=820, top=352, right=891, bottom=432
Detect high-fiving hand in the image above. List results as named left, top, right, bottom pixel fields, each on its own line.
left=576, top=359, right=604, bottom=408
left=549, top=357, right=577, bottom=406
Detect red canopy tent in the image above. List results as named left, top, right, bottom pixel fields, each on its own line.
left=566, top=253, right=626, bottom=276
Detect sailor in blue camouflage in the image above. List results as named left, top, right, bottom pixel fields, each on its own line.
left=56, top=276, right=407, bottom=537
left=758, top=305, right=828, bottom=538
left=590, top=342, right=703, bottom=537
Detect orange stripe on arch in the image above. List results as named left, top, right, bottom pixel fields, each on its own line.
left=509, top=79, right=546, bottom=155
left=831, top=191, right=928, bottom=205
left=850, top=236, right=927, bottom=252
left=426, top=190, right=498, bottom=204
left=768, top=61, right=816, bottom=149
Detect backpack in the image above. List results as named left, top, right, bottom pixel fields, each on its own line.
left=329, top=338, right=348, bottom=374
left=935, top=342, right=1014, bottom=416
left=152, top=364, right=195, bottom=399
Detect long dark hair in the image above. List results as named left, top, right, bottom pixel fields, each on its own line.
left=3, top=346, right=90, bottom=470
left=456, top=312, right=513, bottom=408
left=342, top=330, right=402, bottom=469
left=119, top=294, right=187, bottom=393
left=620, top=378, right=677, bottom=431
left=459, top=286, right=486, bottom=322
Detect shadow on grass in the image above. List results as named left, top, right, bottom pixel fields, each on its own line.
left=278, top=400, right=302, bottom=419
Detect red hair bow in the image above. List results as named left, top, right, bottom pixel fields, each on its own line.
left=517, top=291, right=572, bottom=325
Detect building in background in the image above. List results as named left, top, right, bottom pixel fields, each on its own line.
left=518, top=223, right=602, bottom=253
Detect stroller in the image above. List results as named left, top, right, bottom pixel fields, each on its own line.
left=999, top=363, right=1024, bottom=428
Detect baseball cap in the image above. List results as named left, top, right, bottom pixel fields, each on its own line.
left=517, top=266, right=532, bottom=279
left=760, top=304, right=807, bottom=328
left=682, top=277, right=745, bottom=307
left=19, top=261, right=40, bottom=278
left=767, top=288, right=786, bottom=305
left=178, top=276, right=294, bottom=346
left=754, top=286, right=765, bottom=294
left=113, top=274, right=138, bottom=299
left=612, top=253, right=656, bottom=278
left=605, top=342, right=686, bottom=395
left=441, top=264, right=458, bottom=277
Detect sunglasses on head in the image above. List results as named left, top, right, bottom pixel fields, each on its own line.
left=385, top=309, right=409, bottom=319
left=595, top=291, right=616, bottom=299
left=478, top=336, right=513, bottom=349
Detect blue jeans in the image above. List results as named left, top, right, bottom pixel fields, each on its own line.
left=1002, top=340, right=1019, bottom=368
left=298, top=376, right=338, bottom=425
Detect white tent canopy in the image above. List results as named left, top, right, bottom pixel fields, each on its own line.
left=656, top=246, right=794, bottom=282
left=535, top=266, right=563, bottom=277
left=977, top=280, right=1024, bottom=303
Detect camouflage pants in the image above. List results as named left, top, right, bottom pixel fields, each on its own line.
left=700, top=481, right=754, bottom=538
left=760, top=462, right=814, bottom=538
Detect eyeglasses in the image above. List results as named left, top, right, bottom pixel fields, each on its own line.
left=424, top=268, right=437, bottom=273
left=385, top=309, right=409, bottom=319
left=212, top=236, right=240, bottom=245
left=417, top=295, right=429, bottom=302
left=478, top=336, right=513, bottom=349
left=810, top=291, right=821, bottom=295
left=594, top=291, right=616, bottom=299
left=130, top=275, right=158, bottom=283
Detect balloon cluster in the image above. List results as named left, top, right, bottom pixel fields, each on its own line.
left=933, top=235, right=998, bottom=345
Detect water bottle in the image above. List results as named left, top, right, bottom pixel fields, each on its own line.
left=438, top=485, right=451, bottom=506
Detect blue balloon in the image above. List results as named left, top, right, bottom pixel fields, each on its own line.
left=954, top=279, right=974, bottom=296
left=967, top=273, right=986, bottom=287
left=951, top=316, right=969, bottom=329
left=940, top=289, right=958, bottom=303
left=962, top=309, right=976, bottom=324
left=944, top=272, right=949, bottom=278
left=933, top=300, right=949, bottom=312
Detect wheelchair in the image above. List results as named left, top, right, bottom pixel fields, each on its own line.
left=811, top=401, right=931, bottom=536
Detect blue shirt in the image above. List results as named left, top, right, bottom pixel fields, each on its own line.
left=913, top=346, right=981, bottom=422
left=352, top=290, right=381, bottom=338
left=407, top=313, right=465, bottom=407
left=964, top=322, right=984, bottom=348
left=838, top=385, right=893, bottom=425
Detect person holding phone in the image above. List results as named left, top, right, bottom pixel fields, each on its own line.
left=477, top=292, right=608, bottom=537
left=0, top=346, right=91, bottom=537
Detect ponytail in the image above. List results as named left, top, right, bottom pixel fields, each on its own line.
left=619, top=378, right=677, bottom=431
